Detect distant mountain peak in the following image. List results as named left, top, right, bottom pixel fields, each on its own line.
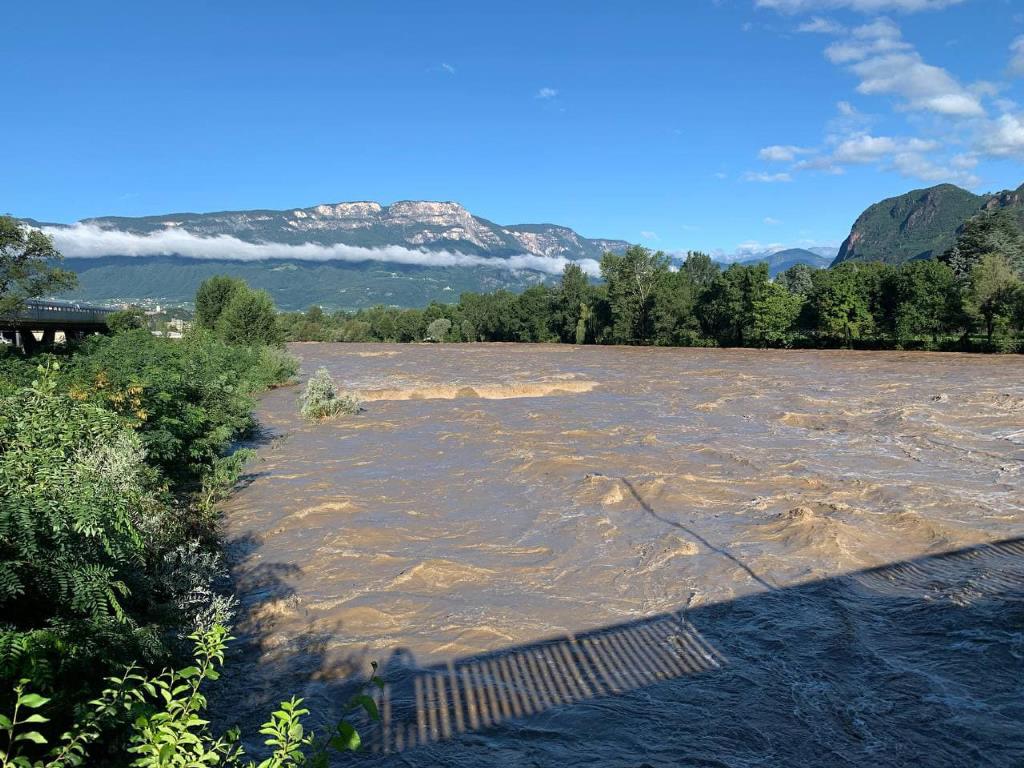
left=834, top=181, right=1024, bottom=266
left=738, top=247, right=832, bottom=277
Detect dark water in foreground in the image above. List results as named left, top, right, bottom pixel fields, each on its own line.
left=212, top=344, right=1024, bottom=766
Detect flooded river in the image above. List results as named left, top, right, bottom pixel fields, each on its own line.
left=214, top=343, right=1024, bottom=767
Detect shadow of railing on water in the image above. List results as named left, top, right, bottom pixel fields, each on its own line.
left=369, top=611, right=725, bottom=754
left=356, top=535, right=1024, bottom=756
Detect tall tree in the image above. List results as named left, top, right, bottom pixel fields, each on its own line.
left=194, top=275, right=245, bottom=329
left=600, top=246, right=670, bottom=344
left=887, top=260, right=960, bottom=344
left=965, top=253, right=1021, bottom=343
left=680, top=251, right=719, bottom=290
left=554, top=263, right=590, bottom=343
left=698, top=263, right=770, bottom=346
left=0, top=216, right=77, bottom=315
left=776, top=263, right=815, bottom=296
left=652, top=269, right=700, bottom=346
left=751, top=282, right=802, bottom=346
left=807, top=263, right=878, bottom=346
left=216, top=288, right=284, bottom=346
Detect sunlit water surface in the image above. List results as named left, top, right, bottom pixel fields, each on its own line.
left=211, top=344, right=1024, bottom=767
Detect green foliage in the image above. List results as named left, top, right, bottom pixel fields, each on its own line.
left=680, top=251, right=720, bottom=290
left=425, top=317, right=452, bottom=342
left=0, top=218, right=77, bottom=317
left=51, top=329, right=292, bottom=481
left=651, top=268, right=701, bottom=346
left=106, top=308, right=149, bottom=334
left=941, top=209, right=1024, bottom=279
left=752, top=282, right=802, bottom=347
left=600, top=246, right=671, bottom=344
left=552, top=263, right=591, bottom=343
left=776, top=263, right=815, bottom=296
left=275, top=246, right=1024, bottom=353
left=194, top=276, right=245, bottom=330
left=0, top=325, right=295, bottom=752
left=886, top=259, right=960, bottom=344
left=216, top=289, right=284, bottom=347
left=697, top=263, right=771, bottom=347
left=1, top=625, right=381, bottom=768
left=299, top=368, right=361, bottom=421
left=965, top=253, right=1022, bottom=342
left=0, top=371, right=163, bottom=691
left=805, top=262, right=880, bottom=346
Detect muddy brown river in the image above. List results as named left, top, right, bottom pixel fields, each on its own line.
left=213, top=343, right=1024, bottom=767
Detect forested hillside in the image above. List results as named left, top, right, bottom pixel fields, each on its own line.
left=834, top=182, right=1024, bottom=266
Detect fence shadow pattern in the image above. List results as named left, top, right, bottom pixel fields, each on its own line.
left=360, top=536, right=1024, bottom=755
left=368, top=612, right=724, bottom=754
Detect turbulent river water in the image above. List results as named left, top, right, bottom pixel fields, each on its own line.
left=212, top=343, right=1024, bottom=767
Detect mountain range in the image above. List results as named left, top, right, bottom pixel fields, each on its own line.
left=26, top=180, right=1021, bottom=310
left=30, top=201, right=631, bottom=310
left=31, top=200, right=833, bottom=310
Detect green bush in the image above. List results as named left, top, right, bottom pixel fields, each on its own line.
left=55, top=329, right=295, bottom=484
left=298, top=368, right=360, bottom=421
left=0, top=623, right=382, bottom=768
left=106, top=308, right=148, bottom=334
left=0, top=367, right=169, bottom=701
left=0, top=329, right=296, bottom=750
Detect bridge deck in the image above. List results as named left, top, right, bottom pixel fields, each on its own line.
left=0, top=299, right=118, bottom=328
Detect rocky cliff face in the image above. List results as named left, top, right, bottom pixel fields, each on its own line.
left=833, top=182, right=1024, bottom=266
left=83, top=200, right=629, bottom=261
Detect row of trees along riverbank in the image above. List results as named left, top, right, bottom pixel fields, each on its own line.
left=1, top=217, right=380, bottom=766
left=280, top=209, right=1024, bottom=353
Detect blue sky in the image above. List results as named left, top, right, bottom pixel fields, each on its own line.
left=3, top=0, right=1024, bottom=258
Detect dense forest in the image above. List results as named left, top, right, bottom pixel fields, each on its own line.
left=279, top=209, right=1024, bottom=353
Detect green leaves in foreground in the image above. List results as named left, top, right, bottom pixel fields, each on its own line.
left=1, top=624, right=383, bottom=768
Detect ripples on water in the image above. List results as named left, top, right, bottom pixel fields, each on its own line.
left=212, top=344, right=1024, bottom=766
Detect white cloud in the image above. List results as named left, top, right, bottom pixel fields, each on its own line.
left=757, top=0, right=964, bottom=12
left=743, top=171, right=793, bottom=182
left=713, top=241, right=787, bottom=262
left=1010, top=36, right=1024, bottom=77
left=640, top=230, right=660, bottom=241
left=836, top=100, right=858, bottom=116
left=754, top=5, right=995, bottom=187
left=759, top=144, right=815, bottom=162
left=825, top=19, right=984, bottom=116
left=832, top=133, right=938, bottom=163
left=980, top=113, right=1024, bottom=157
left=440, top=62, right=456, bottom=74
left=764, top=217, right=783, bottom=225
left=41, top=223, right=602, bottom=277
left=890, top=151, right=979, bottom=185
left=797, top=16, right=845, bottom=33
left=536, top=87, right=558, bottom=99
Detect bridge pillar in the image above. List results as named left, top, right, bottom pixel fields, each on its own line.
left=19, top=331, right=37, bottom=354
left=40, top=329, right=56, bottom=346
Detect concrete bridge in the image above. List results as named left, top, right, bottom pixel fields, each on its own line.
left=0, top=298, right=118, bottom=352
